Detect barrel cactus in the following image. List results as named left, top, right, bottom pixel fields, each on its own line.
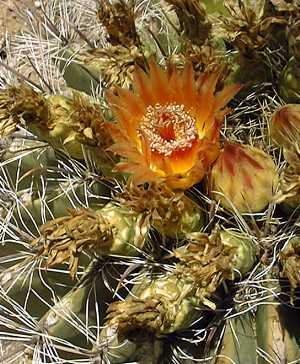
left=0, top=0, right=299, bottom=363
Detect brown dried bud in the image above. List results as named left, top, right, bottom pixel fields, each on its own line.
left=97, top=0, right=138, bottom=47
left=165, top=0, right=212, bottom=46
left=0, top=86, right=47, bottom=138
left=83, top=45, right=144, bottom=88
left=210, top=143, right=279, bottom=213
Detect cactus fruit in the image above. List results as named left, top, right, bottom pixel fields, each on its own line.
left=0, top=0, right=299, bottom=363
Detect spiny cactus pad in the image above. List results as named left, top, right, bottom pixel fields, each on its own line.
left=0, top=0, right=299, bottom=363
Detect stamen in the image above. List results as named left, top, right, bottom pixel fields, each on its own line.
left=138, top=103, right=198, bottom=156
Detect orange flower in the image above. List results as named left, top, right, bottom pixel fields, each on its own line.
left=107, top=61, right=241, bottom=189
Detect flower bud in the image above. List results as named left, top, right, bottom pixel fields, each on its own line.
left=210, top=143, right=279, bottom=213
left=270, top=104, right=300, bottom=167
left=100, top=202, right=150, bottom=256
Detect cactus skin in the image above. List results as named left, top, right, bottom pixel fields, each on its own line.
left=214, top=313, right=257, bottom=364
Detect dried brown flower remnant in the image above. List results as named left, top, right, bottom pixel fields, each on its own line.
left=103, top=229, right=255, bottom=341
left=0, top=86, right=47, bottom=138
left=105, top=298, right=168, bottom=339
left=270, top=0, right=300, bottom=12
left=32, top=201, right=150, bottom=279
left=222, top=0, right=286, bottom=55
left=104, top=273, right=199, bottom=338
left=41, top=94, right=113, bottom=160
left=165, top=0, right=212, bottom=46
left=117, top=182, right=204, bottom=238
left=271, top=104, right=300, bottom=208
left=84, top=45, right=144, bottom=88
left=64, top=92, right=113, bottom=152
left=280, top=236, right=300, bottom=291
left=0, top=85, right=115, bottom=170
left=97, top=0, right=138, bottom=47
left=174, top=235, right=233, bottom=307
left=275, top=165, right=300, bottom=209
left=168, top=42, right=230, bottom=82
left=32, top=209, right=113, bottom=279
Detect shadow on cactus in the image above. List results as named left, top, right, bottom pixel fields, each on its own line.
left=0, top=0, right=300, bottom=363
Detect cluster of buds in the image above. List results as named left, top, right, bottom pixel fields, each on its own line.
left=100, top=228, right=256, bottom=362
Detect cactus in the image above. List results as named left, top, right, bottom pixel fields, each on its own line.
left=0, top=0, right=300, bottom=363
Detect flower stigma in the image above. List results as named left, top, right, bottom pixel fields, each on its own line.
left=138, top=103, right=198, bottom=156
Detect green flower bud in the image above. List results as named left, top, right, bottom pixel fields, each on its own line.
left=100, top=202, right=150, bottom=255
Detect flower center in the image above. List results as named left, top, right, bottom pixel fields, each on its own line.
left=138, top=103, right=198, bottom=156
